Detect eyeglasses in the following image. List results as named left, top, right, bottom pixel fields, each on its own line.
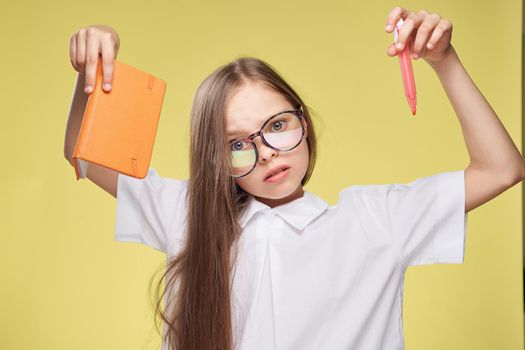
left=228, top=108, right=306, bottom=178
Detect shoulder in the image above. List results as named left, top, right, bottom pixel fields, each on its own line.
left=335, top=183, right=392, bottom=230
left=337, top=171, right=462, bottom=203
left=337, top=183, right=391, bottom=209
left=335, top=170, right=464, bottom=229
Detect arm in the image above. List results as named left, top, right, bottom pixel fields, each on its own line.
left=428, top=46, right=525, bottom=213
left=385, top=7, right=525, bottom=213
left=64, top=72, right=119, bottom=198
left=64, top=25, right=121, bottom=198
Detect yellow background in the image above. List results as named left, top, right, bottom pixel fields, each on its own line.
left=1, top=0, right=523, bottom=349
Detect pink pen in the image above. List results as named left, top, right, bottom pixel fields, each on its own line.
left=393, top=18, right=417, bottom=116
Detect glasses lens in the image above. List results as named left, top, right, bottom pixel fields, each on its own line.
left=230, top=140, right=256, bottom=177
left=229, top=111, right=304, bottom=177
left=262, top=112, right=303, bottom=151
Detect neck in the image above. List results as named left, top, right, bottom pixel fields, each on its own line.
left=255, top=185, right=304, bottom=208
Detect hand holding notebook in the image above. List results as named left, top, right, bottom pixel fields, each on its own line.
left=70, top=57, right=167, bottom=180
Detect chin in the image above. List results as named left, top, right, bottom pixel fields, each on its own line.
left=271, top=181, right=302, bottom=197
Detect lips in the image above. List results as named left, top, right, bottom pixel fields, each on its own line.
left=264, top=165, right=291, bottom=180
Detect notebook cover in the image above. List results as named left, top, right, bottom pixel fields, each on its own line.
left=72, top=57, right=167, bottom=180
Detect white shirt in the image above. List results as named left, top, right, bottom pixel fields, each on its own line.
left=115, top=168, right=468, bottom=350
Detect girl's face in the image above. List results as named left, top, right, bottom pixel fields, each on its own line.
left=225, top=81, right=309, bottom=208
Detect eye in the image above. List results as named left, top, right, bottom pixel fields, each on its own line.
left=271, top=120, right=286, bottom=132
left=231, top=140, right=245, bottom=151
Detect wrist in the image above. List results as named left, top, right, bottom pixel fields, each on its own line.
left=426, top=45, right=459, bottom=72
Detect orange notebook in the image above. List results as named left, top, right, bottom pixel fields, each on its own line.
left=72, top=57, right=167, bottom=180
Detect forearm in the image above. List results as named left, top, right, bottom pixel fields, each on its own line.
left=64, top=73, right=89, bottom=164
left=429, top=45, right=525, bottom=181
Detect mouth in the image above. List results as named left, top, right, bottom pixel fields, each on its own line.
left=264, top=165, right=291, bottom=182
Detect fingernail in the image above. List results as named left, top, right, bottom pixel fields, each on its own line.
left=104, top=83, right=111, bottom=90
left=385, top=24, right=392, bottom=31
left=396, top=42, right=403, bottom=50
left=85, top=85, right=92, bottom=93
left=412, top=53, right=418, bottom=59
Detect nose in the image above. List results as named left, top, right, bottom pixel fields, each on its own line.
left=255, top=137, right=277, bottom=163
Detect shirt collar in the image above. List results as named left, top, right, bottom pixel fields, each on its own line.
left=239, top=191, right=329, bottom=231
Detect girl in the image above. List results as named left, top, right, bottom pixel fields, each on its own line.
left=64, top=6, right=525, bottom=350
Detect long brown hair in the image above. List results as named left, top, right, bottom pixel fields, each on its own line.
left=150, top=57, right=319, bottom=349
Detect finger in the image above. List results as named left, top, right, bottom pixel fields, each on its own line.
left=396, top=12, right=424, bottom=51
left=426, top=19, right=452, bottom=50
left=84, top=29, right=101, bottom=94
left=76, top=29, right=87, bottom=74
left=412, top=44, right=428, bottom=60
left=69, top=34, right=78, bottom=71
left=419, top=46, right=428, bottom=59
left=385, top=6, right=410, bottom=32
left=386, top=43, right=399, bottom=57
left=99, top=36, right=116, bottom=92
left=412, top=14, right=440, bottom=57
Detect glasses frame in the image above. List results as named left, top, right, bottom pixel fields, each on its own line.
left=229, top=107, right=306, bottom=178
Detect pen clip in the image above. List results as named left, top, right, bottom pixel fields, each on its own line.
left=393, top=18, right=404, bottom=44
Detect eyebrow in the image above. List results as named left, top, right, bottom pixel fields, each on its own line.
left=226, top=109, right=293, bottom=141
left=227, top=131, right=249, bottom=143
left=227, top=115, right=267, bottom=136
left=226, top=118, right=264, bottom=142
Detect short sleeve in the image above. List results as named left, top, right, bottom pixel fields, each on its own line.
left=114, top=167, right=189, bottom=255
left=347, top=170, right=468, bottom=267
left=384, top=170, right=468, bottom=267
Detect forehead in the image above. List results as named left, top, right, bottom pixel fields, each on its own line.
left=225, top=81, right=294, bottom=137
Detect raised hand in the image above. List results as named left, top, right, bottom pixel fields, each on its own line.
left=384, top=7, right=453, bottom=66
